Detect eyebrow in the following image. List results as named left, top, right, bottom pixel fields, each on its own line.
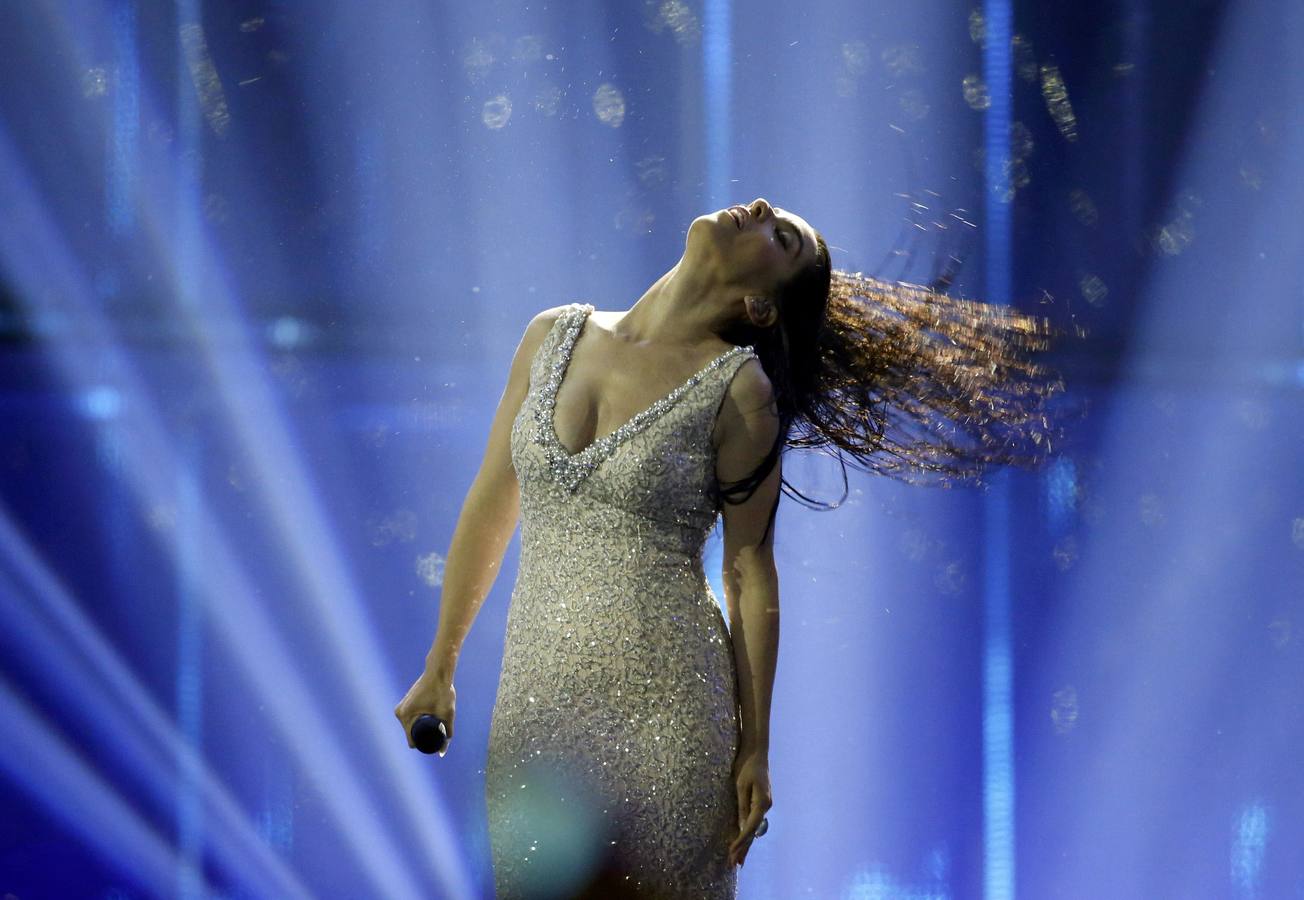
left=776, top=208, right=805, bottom=258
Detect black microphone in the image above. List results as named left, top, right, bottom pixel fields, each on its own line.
left=411, top=714, right=449, bottom=755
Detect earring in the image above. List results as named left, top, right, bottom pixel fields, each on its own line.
left=746, top=296, right=772, bottom=321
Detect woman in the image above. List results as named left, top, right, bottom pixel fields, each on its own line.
left=395, top=198, right=1064, bottom=899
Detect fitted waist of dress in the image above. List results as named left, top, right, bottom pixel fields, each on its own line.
left=520, top=523, right=707, bottom=571
left=521, top=496, right=713, bottom=552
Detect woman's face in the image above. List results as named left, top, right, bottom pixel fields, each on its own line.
left=690, top=197, right=820, bottom=298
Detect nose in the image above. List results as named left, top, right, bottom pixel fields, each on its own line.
left=748, top=198, right=773, bottom=221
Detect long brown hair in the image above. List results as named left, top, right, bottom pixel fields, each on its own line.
left=717, top=232, right=1071, bottom=544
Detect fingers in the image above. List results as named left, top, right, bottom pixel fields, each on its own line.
left=728, top=783, right=773, bottom=867
left=728, top=786, right=757, bottom=866
left=727, top=824, right=757, bottom=867
left=395, top=705, right=456, bottom=753
left=394, top=672, right=457, bottom=752
left=728, top=784, right=747, bottom=866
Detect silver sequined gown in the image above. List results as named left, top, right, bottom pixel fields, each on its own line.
left=485, top=302, right=757, bottom=899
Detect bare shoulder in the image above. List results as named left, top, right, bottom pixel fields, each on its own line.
left=524, top=303, right=572, bottom=339
left=513, top=304, right=572, bottom=359
left=721, top=356, right=776, bottom=422
left=714, top=356, right=778, bottom=450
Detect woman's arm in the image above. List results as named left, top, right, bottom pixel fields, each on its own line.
left=714, top=358, right=783, bottom=759
left=424, top=305, right=566, bottom=682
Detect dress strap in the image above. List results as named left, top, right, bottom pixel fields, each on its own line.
left=530, top=302, right=592, bottom=383
left=703, top=343, right=758, bottom=417
left=710, top=344, right=760, bottom=396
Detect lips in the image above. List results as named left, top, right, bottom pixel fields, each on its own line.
left=726, top=206, right=745, bottom=229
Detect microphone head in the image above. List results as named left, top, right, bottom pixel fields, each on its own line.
left=411, top=714, right=448, bottom=755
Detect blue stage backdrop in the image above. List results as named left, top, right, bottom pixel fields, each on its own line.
left=0, top=1, right=1300, bottom=897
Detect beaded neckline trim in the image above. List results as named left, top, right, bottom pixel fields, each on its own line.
left=533, top=303, right=755, bottom=492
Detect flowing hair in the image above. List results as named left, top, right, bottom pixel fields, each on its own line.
left=717, top=230, right=1072, bottom=544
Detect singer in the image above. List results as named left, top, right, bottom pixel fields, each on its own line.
left=394, top=198, right=1062, bottom=898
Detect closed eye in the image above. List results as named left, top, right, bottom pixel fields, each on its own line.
left=774, top=207, right=802, bottom=257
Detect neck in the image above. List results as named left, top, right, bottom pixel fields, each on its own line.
left=614, top=261, right=733, bottom=349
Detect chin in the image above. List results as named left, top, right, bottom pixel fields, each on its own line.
left=688, top=210, right=732, bottom=237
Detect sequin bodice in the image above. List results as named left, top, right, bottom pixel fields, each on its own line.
left=522, top=301, right=756, bottom=542
left=484, top=302, right=757, bottom=898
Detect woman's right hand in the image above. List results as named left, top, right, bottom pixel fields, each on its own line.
left=394, top=669, right=457, bottom=754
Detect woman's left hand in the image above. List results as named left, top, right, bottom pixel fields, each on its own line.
left=728, top=750, right=773, bottom=867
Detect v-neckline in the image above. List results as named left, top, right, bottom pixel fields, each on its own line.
left=546, top=304, right=752, bottom=460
